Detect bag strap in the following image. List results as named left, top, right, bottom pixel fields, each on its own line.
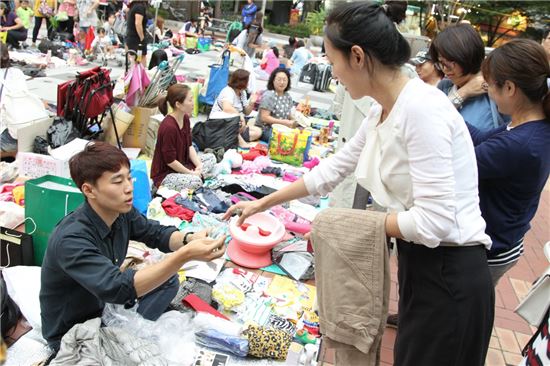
left=0, top=68, right=9, bottom=99
left=276, top=131, right=299, bottom=156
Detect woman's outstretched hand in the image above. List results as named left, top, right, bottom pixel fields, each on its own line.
left=223, top=199, right=265, bottom=226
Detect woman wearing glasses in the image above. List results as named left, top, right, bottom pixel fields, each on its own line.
left=430, top=24, right=508, bottom=131
left=225, top=2, right=494, bottom=364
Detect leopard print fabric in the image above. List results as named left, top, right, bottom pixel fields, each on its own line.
left=242, top=324, right=292, bottom=360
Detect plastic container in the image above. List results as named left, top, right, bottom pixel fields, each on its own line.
left=227, top=212, right=285, bottom=268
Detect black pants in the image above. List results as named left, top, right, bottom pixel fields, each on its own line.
left=394, top=240, right=494, bottom=366
left=56, top=16, right=74, bottom=37
left=6, top=28, right=27, bottom=48
left=32, top=16, right=53, bottom=43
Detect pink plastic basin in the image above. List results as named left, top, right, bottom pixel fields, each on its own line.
left=227, top=212, right=285, bottom=268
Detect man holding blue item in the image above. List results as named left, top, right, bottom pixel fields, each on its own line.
left=39, top=141, right=225, bottom=354
left=241, top=0, right=257, bottom=27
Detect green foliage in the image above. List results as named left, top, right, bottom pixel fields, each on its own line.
left=305, top=8, right=326, bottom=36
left=265, top=23, right=311, bottom=38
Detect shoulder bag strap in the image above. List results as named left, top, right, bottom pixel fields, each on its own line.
left=0, top=68, right=9, bottom=100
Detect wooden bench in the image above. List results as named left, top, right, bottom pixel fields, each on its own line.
left=205, top=18, right=234, bottom=40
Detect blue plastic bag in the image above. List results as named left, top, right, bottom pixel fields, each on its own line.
left=199, top=50, right=230, bottom=106
left=130, top=159, right=151, bottom=215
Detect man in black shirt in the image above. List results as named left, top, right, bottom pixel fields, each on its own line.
left=40, top=142, right=225, bottom=352
left=126, top=0, right=149, bottom=66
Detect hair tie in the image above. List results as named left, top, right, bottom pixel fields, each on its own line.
left=381, top=4, right=389, bottom=14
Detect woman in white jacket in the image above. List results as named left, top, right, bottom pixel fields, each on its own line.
left=225, top=2, right=494, bottom=366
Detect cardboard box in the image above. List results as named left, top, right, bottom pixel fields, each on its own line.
left=17, top=152, right=70, bottom=178
left=123, top=106, right=158, bottom=148
left=16, top=138, right=89, bottom=179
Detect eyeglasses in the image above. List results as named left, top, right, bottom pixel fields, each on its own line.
left=435, top=59, right=455, bottom=72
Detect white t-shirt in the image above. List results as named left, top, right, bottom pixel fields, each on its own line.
left=209, top=86, right=248, bottom=119
left=304, top=77, right=491, bottom=249
left=0, top=67, right=28, bottom=131
left=232, top=29, right=248, bottom=50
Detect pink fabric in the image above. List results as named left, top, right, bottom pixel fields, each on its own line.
left=0, top=183, right=23, bottom=202
left=264, top=50, right=280, bottom=75
left=240, top=156, right=272, bottom=174
left=303, top=157, right=320, bottom=170
left=125, top=63, right=151, bottom=107
left=59, top=1, right=76, bottom=17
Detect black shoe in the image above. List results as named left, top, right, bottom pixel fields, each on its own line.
left=386, top=313, right=398, bottom=328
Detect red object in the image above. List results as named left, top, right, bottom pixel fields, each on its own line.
left=85, top=26, right=95, bottom=51
left=239, top=223, right=272, bottom=237
left=241, top=144, right=268, bottom=161
left=56, top=66, right=113, bottom=118
left=182, top=294, right=230, bottom=320
left=161, top=195, right=195, bottom=221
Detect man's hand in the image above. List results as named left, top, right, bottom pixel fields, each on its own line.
left=183, top=236, right=226, bottom=262
left=190, top=228, right=209, bottom=242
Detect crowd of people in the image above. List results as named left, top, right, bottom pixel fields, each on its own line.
left=2, top=0, right=550, bottom=365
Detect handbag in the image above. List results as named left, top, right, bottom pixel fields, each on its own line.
left=192, top=116, right=241, bottom=151
left=515, top=242, right=550, bottom=326
left=268, top=125, right=312, bottom=166
left=25, top=175, right=84, bottom=265
left=55, top=10, right=69, bottom=22
left=39, top=0, right=54, bottom=17
left=199, top=50, right=231, bottom=106
left=0, top=227, right=34, bottom=268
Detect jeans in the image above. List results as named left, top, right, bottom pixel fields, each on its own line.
left=136, top=274, right=179, bottom=321
left=0, top=129, right=17, bottom=152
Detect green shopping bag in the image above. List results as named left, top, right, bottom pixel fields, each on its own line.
left=25, top=175, right=84, bottom=265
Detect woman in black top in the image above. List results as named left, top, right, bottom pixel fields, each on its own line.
left=126, top=0, right=148, bottom=67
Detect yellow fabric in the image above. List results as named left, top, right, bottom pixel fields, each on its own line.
left=12, top=186, right=25, bottom=206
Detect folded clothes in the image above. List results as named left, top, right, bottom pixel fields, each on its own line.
left=195, top=329, right=249, bottom=358
left=174, top=196, right=206, bottom=213
left=161, top=195, right=195, bottom=221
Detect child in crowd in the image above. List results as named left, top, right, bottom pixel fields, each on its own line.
left=102, top=13, right=118, bottom=46
left=15, top=0, right=33, bottom=30
left=91, top=27, right=114, bottom=59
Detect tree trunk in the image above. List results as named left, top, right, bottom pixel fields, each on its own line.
left=214, top=0, right=221, bottom=18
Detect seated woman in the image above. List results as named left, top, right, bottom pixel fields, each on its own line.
left=255, top=67, right=296, bottom=142
left=0, top=2, right=27, bottom=49
left=151, top=84, right=216, bottom=191
left=255, top=46, right=280, bottom=80
left=210, top=69, right=261, bottom=147
left=470, top=39, right=550, bottom=285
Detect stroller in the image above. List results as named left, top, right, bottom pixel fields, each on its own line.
left=57, top=66, right=122, bottom=147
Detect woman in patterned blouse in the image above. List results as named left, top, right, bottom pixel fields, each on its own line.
left=255, top=67, right=297, bottom=142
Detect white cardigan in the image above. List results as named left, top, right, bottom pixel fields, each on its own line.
left=304, top=78, right=491, bottom=249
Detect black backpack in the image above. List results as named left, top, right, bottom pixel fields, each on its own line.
left=0, top=272, right=21, bottom=339
left=299, top=63, right=319, bottom=85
